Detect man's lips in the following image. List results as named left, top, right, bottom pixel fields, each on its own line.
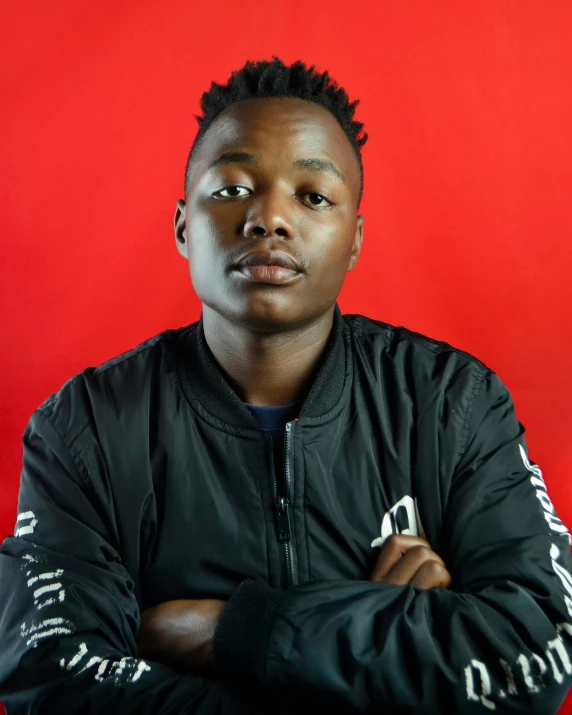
left=234, top=249, right=302, bottom=273
left=234, top=265, right=303, bottom=285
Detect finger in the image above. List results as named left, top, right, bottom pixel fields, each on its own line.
left=370, top=535, right=434, bottom=581
left=376, top=545, right=446, bottom=586
left=409, top=560, right=452, bottom=590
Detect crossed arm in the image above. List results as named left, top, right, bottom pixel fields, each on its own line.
left=136, top=534, right=451, bottom=673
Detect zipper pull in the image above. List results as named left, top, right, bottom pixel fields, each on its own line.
left=276, top=497, right=291, bottom=543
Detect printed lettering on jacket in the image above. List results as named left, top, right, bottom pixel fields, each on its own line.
left=370, top=495, right=426, bottom=549
left=462, top=443, right=572, bottom=710
left=14, top=520, right=153, bottom=686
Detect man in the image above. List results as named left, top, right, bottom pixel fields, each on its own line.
left=0, top=56, right=571, bottom=714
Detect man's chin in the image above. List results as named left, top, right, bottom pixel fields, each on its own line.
left=206, top=302, right=311, bottom=335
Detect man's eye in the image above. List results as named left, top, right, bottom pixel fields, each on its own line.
left=306, top=193, right=331, bottom=208
left=213, top=186, right=250, bottom=199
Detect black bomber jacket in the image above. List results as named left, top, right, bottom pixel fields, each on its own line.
left=1, top=303, right=571, bottom=714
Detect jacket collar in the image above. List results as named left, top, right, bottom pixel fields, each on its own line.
left=176, top=302, right=352, bottom=431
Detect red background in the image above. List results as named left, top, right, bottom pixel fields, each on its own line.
left=1, top=1, right=571, bottom=711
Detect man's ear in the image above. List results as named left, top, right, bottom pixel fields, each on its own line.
left=347, top=214, right=365, bottom=272
left=174, top=199, right=188, bottom=259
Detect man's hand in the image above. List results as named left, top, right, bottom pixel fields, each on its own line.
left=369, top=534, right=451, bottom=589
left=137, top=598, right=227, bottom=673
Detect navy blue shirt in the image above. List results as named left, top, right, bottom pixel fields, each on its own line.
left=242, top=401, right=301, bottom=436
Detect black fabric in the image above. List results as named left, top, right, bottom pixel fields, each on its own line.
left=211, top=579, right=283, bottom=680
left=1, top=303, right=571, bottom=714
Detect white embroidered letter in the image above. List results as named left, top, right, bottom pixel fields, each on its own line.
left=15, top=512, right=38, bottom=537
left=464, top=659, right=496, bottom=710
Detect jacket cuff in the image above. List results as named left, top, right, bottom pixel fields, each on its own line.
left=211, top=579, right=287, bottom=681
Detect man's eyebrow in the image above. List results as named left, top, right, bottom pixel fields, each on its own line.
left=207, top=152, right=346, bottom=185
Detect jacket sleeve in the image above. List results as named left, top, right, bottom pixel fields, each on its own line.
left=0, top=408, right=270, bottom=714
left=211, top=369, right=572, bottom=714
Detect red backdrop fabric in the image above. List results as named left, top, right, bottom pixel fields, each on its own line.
left=1, top=1, right=572, bottom=712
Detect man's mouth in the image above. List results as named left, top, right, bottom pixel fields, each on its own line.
left=233, top=265, right=303, bottom=285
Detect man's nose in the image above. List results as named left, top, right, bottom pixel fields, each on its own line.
left=242, top=186, right=295, bottom=239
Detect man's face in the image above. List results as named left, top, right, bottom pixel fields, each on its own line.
left=175, top=97, right=364, bottom=332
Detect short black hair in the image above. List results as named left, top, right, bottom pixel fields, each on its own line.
left=184, top=56, right=368, bottom=208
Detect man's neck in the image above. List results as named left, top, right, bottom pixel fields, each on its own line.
left=201, top=306, right=335, bottom=407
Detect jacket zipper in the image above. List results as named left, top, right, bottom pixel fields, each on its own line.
left=273, top=420, right=297, bottom=589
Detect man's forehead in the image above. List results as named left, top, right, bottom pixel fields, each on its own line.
left=203, top=102, right=342, bottom=149
left=195, top=101, right=355, bottom=176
